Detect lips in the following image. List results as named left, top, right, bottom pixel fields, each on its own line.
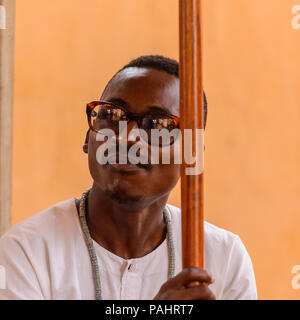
left=107, top=163, right=145, bottom=174
left=105, top=153, right=153, bottom=173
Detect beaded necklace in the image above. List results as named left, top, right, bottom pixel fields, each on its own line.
left=78, top=189, right=175, bottom=300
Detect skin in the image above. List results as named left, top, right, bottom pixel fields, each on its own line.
left=80, top=66, right=215, bottom=300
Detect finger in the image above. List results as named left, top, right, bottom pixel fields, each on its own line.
left=162, top=268, right=214, bottom=290
left=171, top=286, right=216, bottom=300
left=186, top=280, right=212, bottom=288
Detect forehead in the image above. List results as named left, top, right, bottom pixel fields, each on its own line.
left=101, top=67, right=179, bottom=116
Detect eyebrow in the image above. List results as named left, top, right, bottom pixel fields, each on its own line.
left=106, top=97, right=129, bottom=108
left=106, top=97, right=171, bottom=115
left=147, top=106, right=170, bottom=114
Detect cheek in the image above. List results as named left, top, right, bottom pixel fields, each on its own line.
left=146, top=143, right=181, bottom=194
left=150, top=164, right=181, bottom=194
left=87, top=135, right=107, bottom=184
left=156, top=139, right=181, bottom=166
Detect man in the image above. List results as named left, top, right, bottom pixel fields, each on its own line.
left=0, top=55, right=257, bottom=300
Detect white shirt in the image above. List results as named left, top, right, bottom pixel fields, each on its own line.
left=0, top=199, right=257, bottom=300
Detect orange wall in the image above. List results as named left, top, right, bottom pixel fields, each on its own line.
left=12, top=0, right=300, bottom=299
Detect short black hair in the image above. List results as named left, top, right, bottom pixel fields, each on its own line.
left=104, top=55, right=208, bottom=128
left=120, top=55, right=179, bottom=78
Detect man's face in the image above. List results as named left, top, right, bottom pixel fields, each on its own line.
left=86, top=67, right=180, bottom=209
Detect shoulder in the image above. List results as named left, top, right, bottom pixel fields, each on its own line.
left=0, top=199, right=79, bottom=299
left=203, top=220, right=242, bottom=252
left=166, top=203, right=241, bottom=247
left=166, top=203, right=257, bottom=299
left=0, top=198, right=78, bottom=251
left=165, top=204, right=252, bottom=271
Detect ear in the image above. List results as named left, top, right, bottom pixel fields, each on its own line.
left=83, top=129, right=90, bottom=154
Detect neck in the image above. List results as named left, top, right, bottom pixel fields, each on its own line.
left=81, top=183, right=169, bottom=259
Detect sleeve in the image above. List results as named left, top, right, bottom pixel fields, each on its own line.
left=221, top=235, right=257, bottom=300
left=0, top=233, right=46, bottom=300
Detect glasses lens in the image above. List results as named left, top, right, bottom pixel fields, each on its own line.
left=141, top=116, right=179, bottom=146
left=88, top=103, right=179, bottom=147
left=90, top=104, right=126, bottom=133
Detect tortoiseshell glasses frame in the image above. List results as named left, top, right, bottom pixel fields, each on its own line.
left=86, top=100, right=180, bottom=145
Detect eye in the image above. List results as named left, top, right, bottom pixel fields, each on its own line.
left=98, top=108, right=111, bottom=120
left=153, top=118, right=177, bottom=130
left=98, top=107, right=125, bottom=121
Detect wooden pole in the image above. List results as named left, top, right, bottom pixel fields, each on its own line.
left=0, top=0, right=15, bottom=236
left=179, top=0, right=204, bottom=269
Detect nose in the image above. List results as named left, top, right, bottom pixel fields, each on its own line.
left=117, top=119, right=150, bottom=165
left=127, top=120, right=141, bottom=143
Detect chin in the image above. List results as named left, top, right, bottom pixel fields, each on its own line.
left=104, top=189, right=150, bottom=211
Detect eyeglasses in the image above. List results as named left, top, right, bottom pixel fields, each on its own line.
left=86, top=100, right=180, bottom=146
